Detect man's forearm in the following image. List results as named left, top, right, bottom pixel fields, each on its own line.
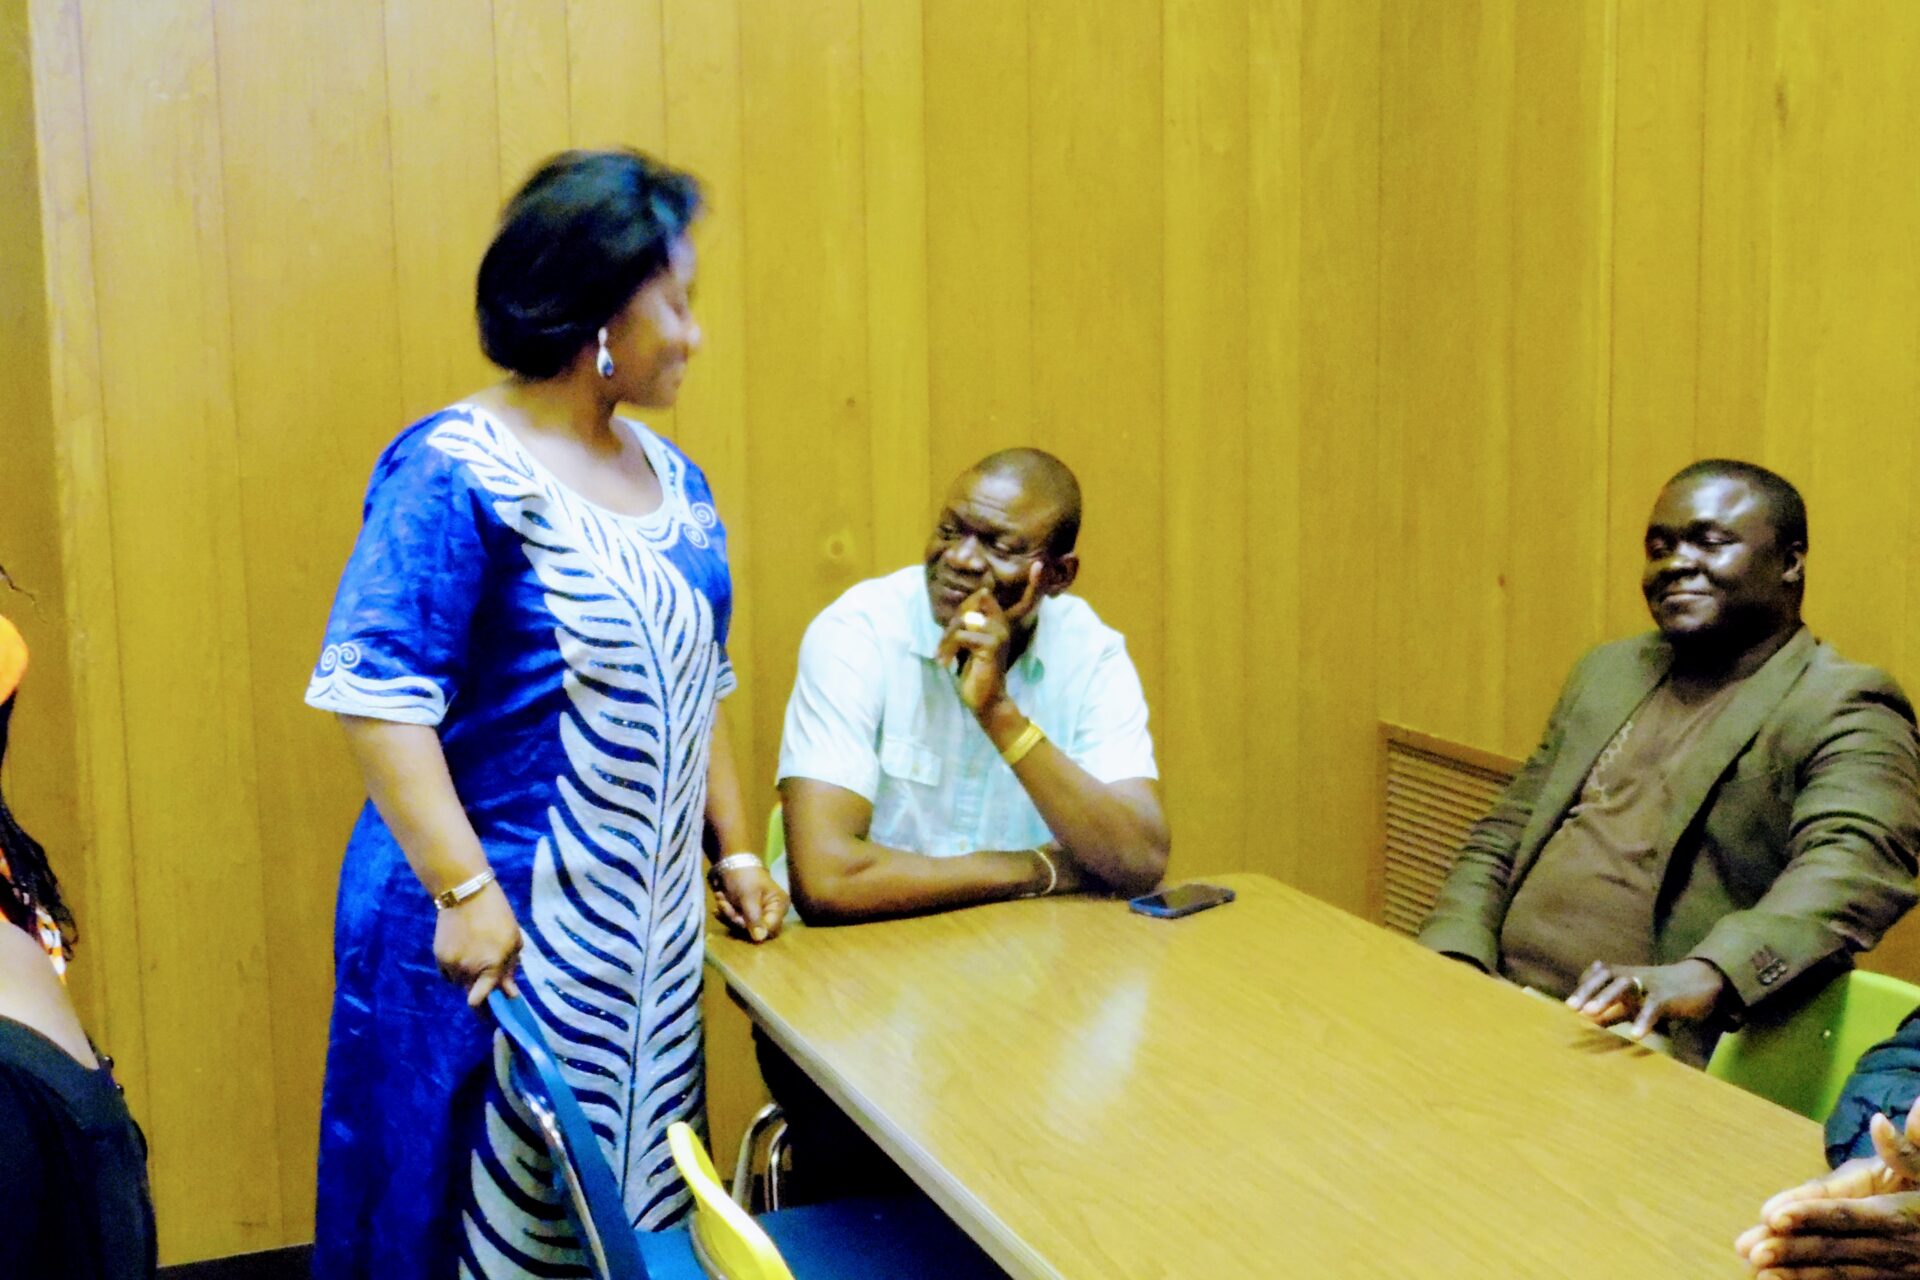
left=787, top=831, right=1050, bottom=924
left=976, top=699, right=1169, bottom=895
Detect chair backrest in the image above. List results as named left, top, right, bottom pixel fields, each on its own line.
left=666, top=1121, right=795, bottom=1280
left=765, top=803, right=787, bottom=872
left=490, top=991, right=652, bottom=1280
left=1707, top=968, right=1920, bottom=1121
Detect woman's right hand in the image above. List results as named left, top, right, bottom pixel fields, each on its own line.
left=433, top=881, right=524, bottom=1008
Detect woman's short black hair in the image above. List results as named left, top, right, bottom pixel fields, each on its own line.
left=476, top=149, right=702, bottom=379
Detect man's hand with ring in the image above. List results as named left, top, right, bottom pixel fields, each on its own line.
left=935, top=567, right=1043, bottom=715
left=1566, top=957, right=1727, bottom=1039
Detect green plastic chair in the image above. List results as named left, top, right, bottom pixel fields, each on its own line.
left=764, top=803, right=787, bottom=879
left=1707, top=968, right=1920, bottom=1121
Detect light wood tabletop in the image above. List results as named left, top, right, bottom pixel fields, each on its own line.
left=706, top=874, right=1829, bottom=1278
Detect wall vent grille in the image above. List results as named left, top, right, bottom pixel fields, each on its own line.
left=1379, top=725, right=1520, bottom=937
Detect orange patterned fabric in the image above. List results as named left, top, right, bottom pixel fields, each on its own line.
left=0, top=615, right=24, bottom=705
left=0, top=616, right=61, bottom=975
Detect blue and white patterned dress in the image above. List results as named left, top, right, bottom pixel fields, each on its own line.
left=305, top=405, right=734, bottom=1278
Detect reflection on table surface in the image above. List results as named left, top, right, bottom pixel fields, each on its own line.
left=707, top=873, right=1821, bottom=1279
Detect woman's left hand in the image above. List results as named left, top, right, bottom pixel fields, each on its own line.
left=714, top=863, right=788, bottom=943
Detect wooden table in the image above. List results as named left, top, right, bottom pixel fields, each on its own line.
left=706, top=874, right=1827, bottom=1278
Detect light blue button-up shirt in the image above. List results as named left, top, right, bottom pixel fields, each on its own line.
left=777, top=566, right=1158, bottom=857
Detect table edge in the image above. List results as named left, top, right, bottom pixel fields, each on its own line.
left=706, top=946, right=1063, bottom=1280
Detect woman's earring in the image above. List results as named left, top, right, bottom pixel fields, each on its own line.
left=595, top=327, right=616, bottom=379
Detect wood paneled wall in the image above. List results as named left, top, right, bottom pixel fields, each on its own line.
left=1373, top=0, right=1920, bottom=981
left=8, top=0, right=1920, bottom=1263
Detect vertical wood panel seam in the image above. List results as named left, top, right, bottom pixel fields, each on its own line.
left=1159, top=0, right=1172, bottom=795
left=558, top=0, right=574, bottom=141
left=1241, top=0, right=1256, bottom=860
left=378, top=0, right=411, bottom=420
left=1023, top=0, right=1036, bottom=432
left=1597, top=0, right=1619, bottom=629
left=732, top=0, right=766, bottom=772
left=1369, top=0, right=1388, bottom=887
left=653, top=0, right=670, bottom=148
left=1756, top=0, right=1779, bottom=469
left=1240, top=0, right=1253, bottom=838
left=916, top=0, right=935, bottom=506
left=485, top=0, right=505, bottom=199
left=1369, top=0, right=1385, bottom=677
left=854, top=0, right=875, bottom=576
left=857, top=4, right=876, bottom=574
left=1688, top=2, right=1712, bottom=452
left=205, top=0, right=286, bottom=1235
left=1602, top=0, right=1624, bottom=598
left=67, top=0, right=154, bottom=1124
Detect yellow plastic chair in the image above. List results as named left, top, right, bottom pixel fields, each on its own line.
left=1707, top=968, right=1920, bottom=1121
left=669, top=1121, right=796, bottom=1280
left=661, top=1122, right=1007, bottom=1280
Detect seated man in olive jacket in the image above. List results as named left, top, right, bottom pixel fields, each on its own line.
left=1418, top=459, right=1920, bottom=1064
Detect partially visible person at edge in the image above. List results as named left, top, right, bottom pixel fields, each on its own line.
left=763, top=449, right=1170, bottom=1198
left=305, top=150, right=785, bottom=1278
left=1417, top=459, right=1920, bottom=1065
left=1737, top=1010, right=1920, bottom=1277
left=0, top=604, right=159, bottom=1276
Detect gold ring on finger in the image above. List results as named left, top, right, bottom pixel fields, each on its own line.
left=962, top=610, right=988, bottom=629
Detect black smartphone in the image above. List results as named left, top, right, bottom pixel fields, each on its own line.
left=1128, top=883, right=1235, bottom=919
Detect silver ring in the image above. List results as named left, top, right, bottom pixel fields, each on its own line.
left=1629, top=975, right=1646, bottom=1000
left=961, top=610, right=988, bottom=629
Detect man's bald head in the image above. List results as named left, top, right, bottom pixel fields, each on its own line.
left=923, top=449, right=1084, bottom=626
left=967, top=448, right=1082, bottom=556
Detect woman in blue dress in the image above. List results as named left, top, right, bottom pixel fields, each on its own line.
left=304, top=150, right=788, bottom=1278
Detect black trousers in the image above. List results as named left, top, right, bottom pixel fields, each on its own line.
left=752, top=1028, right=916, bottom=1204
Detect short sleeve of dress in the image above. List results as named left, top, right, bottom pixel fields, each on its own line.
left=1067, top=635, right=1160, bottom=784
left=304, top=424, right=491, bottom=727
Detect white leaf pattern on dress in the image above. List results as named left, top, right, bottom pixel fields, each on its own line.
left=430, top=411, right=719, bottom=1274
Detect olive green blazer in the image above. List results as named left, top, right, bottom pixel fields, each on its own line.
left=1417, top=627, right=1920, bottom=1010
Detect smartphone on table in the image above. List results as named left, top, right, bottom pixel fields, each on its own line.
left=1128, top=882, right=1235, bottom=919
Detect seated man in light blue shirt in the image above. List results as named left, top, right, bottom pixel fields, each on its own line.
left=759, top=449, right=1170, bottom=1202
left=777, top=447, right=1171, bottom=923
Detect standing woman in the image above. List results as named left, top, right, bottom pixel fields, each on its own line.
left=306, top=150, right=786, bottom=1278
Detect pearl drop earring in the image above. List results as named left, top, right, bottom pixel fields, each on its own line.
left=596, top=327, right=616, bottom=379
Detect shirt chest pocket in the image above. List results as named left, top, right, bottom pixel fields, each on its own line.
left=879, top=735, right=943, bottom=787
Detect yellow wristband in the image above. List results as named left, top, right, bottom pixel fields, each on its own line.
left=1000, top=719, right=1046, bottom=766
